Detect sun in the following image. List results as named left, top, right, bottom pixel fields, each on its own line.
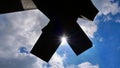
left=60, top=36, right=68, bottom=45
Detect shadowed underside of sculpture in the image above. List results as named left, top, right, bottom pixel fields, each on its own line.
left=0, top=0, right=98, bottom=62
left=31, top=0, right=98, bottom=62
left=30, top=20, right=93, bottom=62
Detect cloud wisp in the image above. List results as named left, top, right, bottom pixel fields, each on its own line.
left=92, top=0, right=120, bottom=15
left=77, top=18, right=97, bottom=38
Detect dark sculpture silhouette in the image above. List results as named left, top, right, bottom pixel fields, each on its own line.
left=0, top=0, right=98, bottom=62
left=30, top=0, right=98, bottom=62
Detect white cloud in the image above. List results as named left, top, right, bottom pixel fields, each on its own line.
left=66, top=62, right=99, bottom=68
left=92, top=0, right=120, bottom=15
left=0, top=9, right=49, bottom=68
left=103, top=15, right=112, bottom=22
left=48, top=53, right=66, bottom=68
left=77, top=18, right=97, bottom=38
left=32, top=57, right=47, bottom=68
left=0, top=10, right=41, bottom=58
left=78, top=62, right=99, bottom=68
left=99, top=37, right=103, bottom=42
left=116, top=19, right=120, bottom=23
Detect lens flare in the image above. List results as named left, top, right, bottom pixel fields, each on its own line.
left=60, top=36, right=67, bottom=45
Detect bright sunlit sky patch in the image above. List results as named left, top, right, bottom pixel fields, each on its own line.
left=0, top=0, right=120, bottom=68
left=60, top=36, right=68, bottom=46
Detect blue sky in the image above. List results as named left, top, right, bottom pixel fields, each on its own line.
left=0, top=0, right=120, bottom=68
left=93, top=13, right=120, bottom=68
